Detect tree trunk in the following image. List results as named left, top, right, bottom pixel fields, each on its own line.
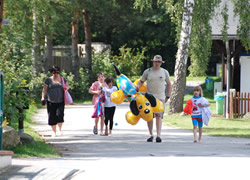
left=44, top=12, right=52, bottom=73
left=82, top=9, right=93, bottom=83
left=169, top=0, right=194, bottom=113
left=44, top=34, right=52, bottom=73
left=0, top=0, right=4, bottom=33
left=32, top=9, right=41, bottom=73
left=72, top=8, right=79, bottom=78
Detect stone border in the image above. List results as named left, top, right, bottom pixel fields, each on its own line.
left=0, top=151, right=14, bottom=174
left=0, top=151, right=14, bottom=156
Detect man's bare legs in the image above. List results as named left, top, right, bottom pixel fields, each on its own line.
left=147, top=116, right=162, bottom=142
left=147, top=120, right=153, bottom=136
left=156, top=116, right=162, bottom=137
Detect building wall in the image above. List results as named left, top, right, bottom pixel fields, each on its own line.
left=211, top=0, right=239, bottom=37
left=240, top=54, right=250, bottom=93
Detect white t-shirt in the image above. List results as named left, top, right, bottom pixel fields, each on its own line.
left=102, top=86, right=118, bottom=107
left=141, top=67, right=171, bottom=100
left=190, top=96, right=205, bottom=117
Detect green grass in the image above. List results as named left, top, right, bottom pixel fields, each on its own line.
left=164, top=79, right=250, bottom=139
left=9, top=104, right=60, bottom=158
left=169, top=76, right=220, bottom=82
left=73, top=99, right=92, bottom=104
left=164, top=112, right=250, bottom=138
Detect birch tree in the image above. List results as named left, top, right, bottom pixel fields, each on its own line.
left=169, top=0, right=194, bottom=113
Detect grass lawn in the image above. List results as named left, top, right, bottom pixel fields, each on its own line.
left=164, top=78, right=250, bottom=139
left=9, top=104, right=60, bottom=158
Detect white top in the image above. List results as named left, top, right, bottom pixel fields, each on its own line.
left=103, top=86, right=118, bottom=107
left=190, top=96, right=204, bottom=117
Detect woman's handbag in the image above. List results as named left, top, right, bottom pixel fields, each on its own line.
left=62, top=77, right=73, bottom=105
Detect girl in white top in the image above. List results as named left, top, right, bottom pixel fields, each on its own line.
left=190, top=86, right=210, bottom=143
left=102, top=76, right=118, bottom=136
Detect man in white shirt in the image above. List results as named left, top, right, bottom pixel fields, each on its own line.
left=136, top=55, right=172, bottom=143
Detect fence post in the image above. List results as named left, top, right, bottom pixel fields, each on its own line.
left=0, top=71, right=4, bottom=150
left=229, top=92, right=233, bottom=118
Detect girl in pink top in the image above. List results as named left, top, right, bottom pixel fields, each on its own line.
left=89, top=72, right=106, bottom=135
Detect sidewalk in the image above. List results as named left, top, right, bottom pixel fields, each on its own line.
left=1, top=102, right=250, bottom=180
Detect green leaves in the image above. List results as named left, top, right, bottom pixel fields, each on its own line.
left=188, top=0, right=220, bottom=77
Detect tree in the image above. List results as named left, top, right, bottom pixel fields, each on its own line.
left=169, top=0, right=194, bottom=113
left=44, top=15, right=53, bottom=73
left=72, top=6, right=80, bottom=78
left=82, top=9, right=93, bottom=83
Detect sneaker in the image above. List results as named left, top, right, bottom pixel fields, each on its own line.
left=93, top=126, right=98, bottom=135
left=156, top=136, right=162, bottom=143
left=147, top=136, right=154, bottom=142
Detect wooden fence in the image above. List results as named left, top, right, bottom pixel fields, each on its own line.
left=48, top=56, right=73, bottom=73
left=230, top=92, right=250, bottom=118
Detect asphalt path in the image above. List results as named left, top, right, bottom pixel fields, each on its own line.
left=1, top=102, right=250, bottom=180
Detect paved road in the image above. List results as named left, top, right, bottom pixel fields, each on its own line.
left=1, top=80, right=250, bottom=180
left=1, top=102, right=250, bottom=180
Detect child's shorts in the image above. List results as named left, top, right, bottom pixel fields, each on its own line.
left=192, top=118, right=203, bottom=127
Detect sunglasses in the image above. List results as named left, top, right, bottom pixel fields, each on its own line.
left=53, top=71, right=60, bottom=74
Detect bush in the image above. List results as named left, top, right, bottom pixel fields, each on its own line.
left=111, top=45, right=146, bottom=77
left=0, top=46, right=34, bottom=127
left=63, top=68, right=91, bottom=100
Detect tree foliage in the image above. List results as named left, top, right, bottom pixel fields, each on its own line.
left=188, top=0, right=219, bottom=76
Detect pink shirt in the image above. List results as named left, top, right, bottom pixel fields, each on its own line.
left=89, top=81, right=107, bottom=105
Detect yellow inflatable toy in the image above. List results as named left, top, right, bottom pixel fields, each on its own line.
left=133, top=79, right=147, bottom=93
left=111, top=64, right=164, bottom=125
